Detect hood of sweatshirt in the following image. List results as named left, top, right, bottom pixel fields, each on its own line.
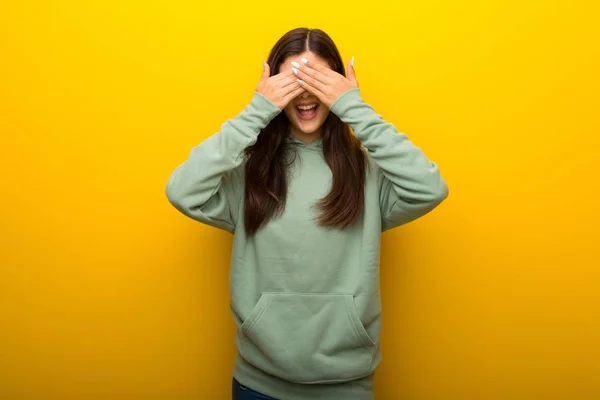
left=286, top=134, right=323, bottom=152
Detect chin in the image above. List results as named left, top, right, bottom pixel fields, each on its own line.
left=294, top=121, right=322, bottom=134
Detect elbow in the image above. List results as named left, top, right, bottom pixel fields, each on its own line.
left=165, top=178, right=208, bottom=217
left=164, top=166, right=198, bottom=213
left=165, top=178, right=191, bottom=213
left=423, top=178, right=449, bottom=208
left=165, top=182, right=183, bottom=210
left=434, top=179, right=449, bottom=204
left=165, top=167, right=182, bottom=208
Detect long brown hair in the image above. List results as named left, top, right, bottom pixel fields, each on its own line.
left=244, top=28, right=368, bottom=235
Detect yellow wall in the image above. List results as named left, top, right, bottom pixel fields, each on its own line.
left=1, top=1, right=598, bottom=399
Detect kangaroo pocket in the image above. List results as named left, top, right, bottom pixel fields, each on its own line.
left=238, top=292, right=377, bottom=384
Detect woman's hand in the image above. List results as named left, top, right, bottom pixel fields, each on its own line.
left=256, top=61, right=305, bottom=110
left=291, top=58, right=358, bottom=108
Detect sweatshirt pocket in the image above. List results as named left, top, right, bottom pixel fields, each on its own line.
left=239, top=292, right=377, bottom=384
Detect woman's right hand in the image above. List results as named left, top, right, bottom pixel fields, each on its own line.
left=256, top=61, right=305, bottom=110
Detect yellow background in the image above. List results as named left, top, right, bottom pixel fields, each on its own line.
left=1, top=0, right=599, bottom=399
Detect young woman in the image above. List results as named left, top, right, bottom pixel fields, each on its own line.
left=166, top=27, right=449, bottom=400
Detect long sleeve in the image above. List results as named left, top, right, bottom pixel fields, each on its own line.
left=165, top=92, right=281, bottom=232
left=330, top=88, right=449, bottom=232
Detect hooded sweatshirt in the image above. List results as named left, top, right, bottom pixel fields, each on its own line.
left=165, top=88, right=449, bottom=400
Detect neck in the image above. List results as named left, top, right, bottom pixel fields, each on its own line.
left=289, top=126, right=322, bottom=145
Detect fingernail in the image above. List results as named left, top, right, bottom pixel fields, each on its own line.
left=351, top=56, right=355, bottom=66
left=291, top=61, right=300, bottom=68
left=297, top=78, right=305, bottom=86
left=292, top=67, right=299, bottom=76
left=301, top=58, right=309, bottom=65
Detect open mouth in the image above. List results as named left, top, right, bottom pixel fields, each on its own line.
left=295, top=103, right=319, bottom=120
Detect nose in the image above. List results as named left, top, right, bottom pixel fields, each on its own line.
left=300, top=91, right=310, bottom=99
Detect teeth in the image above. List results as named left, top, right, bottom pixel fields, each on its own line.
left=298, top=104, right=317, bottom=110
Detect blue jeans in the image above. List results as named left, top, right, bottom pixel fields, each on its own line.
left=232, top=378, right=277, bottom=400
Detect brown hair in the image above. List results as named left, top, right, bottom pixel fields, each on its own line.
left=243, top=28, right=368, bottom=235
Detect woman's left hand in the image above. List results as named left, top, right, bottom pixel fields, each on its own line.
left=292, top=58, right=358, bottom=108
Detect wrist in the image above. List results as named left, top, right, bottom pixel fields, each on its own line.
left=330, top=87, right=362, bottom=115
left=243, top=91, right=281, bottom=127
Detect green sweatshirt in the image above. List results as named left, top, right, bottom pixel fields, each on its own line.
left=165, top=88, right=448, bottom=399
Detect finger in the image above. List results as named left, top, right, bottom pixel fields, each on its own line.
left=279, top=72, right=300, bottom=89
left=261, top=61, right=270, bottom=81
left=302, top=60, right=336, bottom=79
left=294, top=68, right=328, bottom=93
left=296, top=62, right=331, bottom=85
left=280, top=79, right=303, bottom=97
left=296, top=78, right=326, bottom=101
left=272, top=69, right=295, bottom=82
left=301, top=59, right=335, bottom=76
left=347, top=57, right=358, bottom=85
left=281, top=85, right=305, bottom=104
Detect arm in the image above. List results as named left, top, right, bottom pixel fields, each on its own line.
left=165, top=92, right=280, bottom=232
left=330, top=88, right=449, bottom=232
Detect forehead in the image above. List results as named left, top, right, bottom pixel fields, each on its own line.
left=278, top=51, right=329, bottom=72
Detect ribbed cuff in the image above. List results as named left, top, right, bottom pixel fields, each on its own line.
left=249, top=91, right=282, bottom=125
left=329, top=87, right=363, bottom=117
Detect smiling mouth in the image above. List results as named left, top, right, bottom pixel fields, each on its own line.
left=296, top=103, right=319, bottom=120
